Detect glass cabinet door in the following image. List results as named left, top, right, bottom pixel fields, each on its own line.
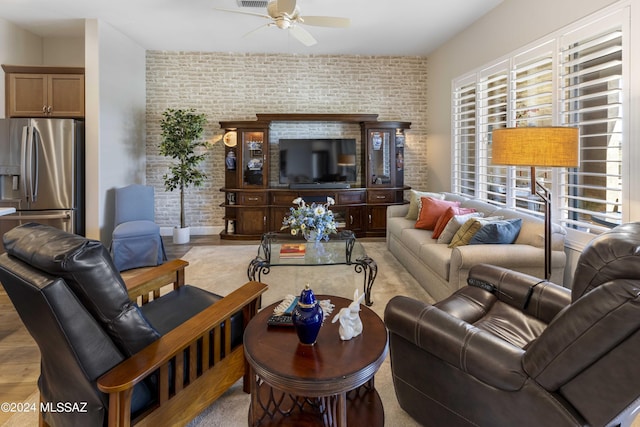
left=369, top=130, right=392, bottom=186
left=242, top=131, right=266, bottom=187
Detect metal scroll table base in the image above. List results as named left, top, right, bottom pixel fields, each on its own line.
left=247, top=233, right=378, bottom=306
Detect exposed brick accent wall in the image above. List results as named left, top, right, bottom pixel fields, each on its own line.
left=146, top=51, right=428, bottom=230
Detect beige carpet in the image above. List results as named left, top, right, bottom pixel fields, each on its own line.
left=183, top=241, right=433, bottom=427
left=2, top=241, right=434, bottom=427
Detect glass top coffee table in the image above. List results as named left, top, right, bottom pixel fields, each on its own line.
left=247, top=230, right=378, bottom=306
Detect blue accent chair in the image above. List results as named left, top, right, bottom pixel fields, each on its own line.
left=111, top=184, right=167, bottom=271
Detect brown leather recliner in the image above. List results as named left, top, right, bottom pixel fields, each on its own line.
left=385, top=222, right=640, bottom=427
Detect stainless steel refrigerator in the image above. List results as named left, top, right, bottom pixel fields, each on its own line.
left=0, top=118, right=84, bottom=253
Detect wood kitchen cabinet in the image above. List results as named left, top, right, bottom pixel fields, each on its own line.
left=3, top=65, right=85, bottom=118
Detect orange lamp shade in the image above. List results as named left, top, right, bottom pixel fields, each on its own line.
left=491, top=127, right=579, bottom=167
left=337, top=154, right=356, bottom=166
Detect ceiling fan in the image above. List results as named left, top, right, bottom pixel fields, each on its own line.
left=215, top=0, right=350, bottom=47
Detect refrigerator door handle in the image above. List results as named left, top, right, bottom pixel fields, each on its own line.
left=31, top=127, right=40, bottom=202
left=20, top=126, right=32, bottom=202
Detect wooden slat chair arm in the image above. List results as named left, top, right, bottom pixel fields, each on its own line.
left=97, top=280, right=268, bottom=427
left=123, top=259, right=189, bottom=305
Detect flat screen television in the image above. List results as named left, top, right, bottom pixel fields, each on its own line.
left=278, top=138, right=357, bottom=185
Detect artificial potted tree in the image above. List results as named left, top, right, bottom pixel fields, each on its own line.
left=159, top=107, right=208, bottom=244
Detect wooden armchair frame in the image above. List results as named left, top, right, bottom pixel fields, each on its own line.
left=87, top=260, right=267, bottom=427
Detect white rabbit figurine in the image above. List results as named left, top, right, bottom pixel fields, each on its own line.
left=332, top=289, right=365, bottom=340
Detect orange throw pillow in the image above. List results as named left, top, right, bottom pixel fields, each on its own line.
left=415, top=197, right=460, bottom=230
left=432, top=206, right=477, bottom=239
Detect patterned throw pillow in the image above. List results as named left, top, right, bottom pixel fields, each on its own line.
left=436, top=212, right=485, bottom=244
left=448, top=216, right=504, bottom=248
left=405, top=190, right=445, bottom=220
left=415, top=197, right=460, bottom=230
left=448, top=218, right=484, bottom=248
left=432, top=206, right=477, bottom=239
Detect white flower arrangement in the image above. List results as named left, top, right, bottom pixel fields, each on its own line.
left=281, top=197, right=338, bottom=242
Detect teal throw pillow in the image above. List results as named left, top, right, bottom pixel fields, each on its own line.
left=468, top=218, right=522, bottom=245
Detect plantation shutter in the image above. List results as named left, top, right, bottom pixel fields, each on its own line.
left=452, top=76, right=477, bottom=197
left=478, top=62, right=509, bottom=205
left=559, top=11, right=625, bottom=232
left=509, top=42, right=555, bottom=214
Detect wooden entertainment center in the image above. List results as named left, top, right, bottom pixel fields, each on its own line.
left=219, top=113, right=411, bottom=240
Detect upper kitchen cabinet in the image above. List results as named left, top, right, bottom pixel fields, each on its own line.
left=3, top=65, right=85, bottom=118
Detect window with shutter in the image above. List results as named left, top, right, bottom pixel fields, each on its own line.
left=451, top=5, right=628, bottom=236
left=559, top=14, right=625, bottom=233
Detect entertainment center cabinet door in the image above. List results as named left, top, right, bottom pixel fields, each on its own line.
left=270, top=191, right=296, bottom=232
left=270, top=206, right=291, bottom=231
left=344, top=206, right=364, bottom=233
left=237, top=208, right=267, bottom=236
left=363, top=121, right=409, bottom=191
left=367, top=205, right=389, bottom=235
left=240, top=130, right=268, bottom=188
left=367, top=129, right=394, bottom=187
left=335, top=190, right=366, bottom=233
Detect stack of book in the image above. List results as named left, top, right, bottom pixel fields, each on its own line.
left=279, top=243, right=306, bottom=259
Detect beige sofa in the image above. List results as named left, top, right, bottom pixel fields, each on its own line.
left=386, top=192, right=567, bottom=301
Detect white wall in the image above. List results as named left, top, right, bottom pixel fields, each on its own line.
left=84, top=19, right=146, bottom=243
left=0, top=18, right=43, bottom=118
left=43, top=37, right=84, bottom=66
left=84, top=20, right=100, bottom=241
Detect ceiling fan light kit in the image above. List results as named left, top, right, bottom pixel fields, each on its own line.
left=218, top=0, right=350, bottom=47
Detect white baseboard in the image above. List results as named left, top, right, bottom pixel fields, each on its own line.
left=160, top=226, right=223, bottom=236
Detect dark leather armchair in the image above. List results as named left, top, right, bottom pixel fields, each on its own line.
left=385, top=222, right=640, bottom=427
left=0, top=223, right=267, bottom=427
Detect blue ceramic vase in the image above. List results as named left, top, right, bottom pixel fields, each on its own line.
left=292, top=284, right=324, bottom=345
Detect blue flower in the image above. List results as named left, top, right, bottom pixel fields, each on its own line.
left=281, top=197, right=338, bottom=241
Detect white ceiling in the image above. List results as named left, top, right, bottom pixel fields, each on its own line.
left=0, top=0, right=503, bottom=56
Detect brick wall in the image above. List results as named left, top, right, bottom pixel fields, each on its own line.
left=146, top=51, right=428, bottom=230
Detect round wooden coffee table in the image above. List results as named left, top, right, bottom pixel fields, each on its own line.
left=244, top=295, right=388, bottom=427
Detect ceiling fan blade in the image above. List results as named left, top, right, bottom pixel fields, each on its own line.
left=276, top=0, right=297, bottom=16
left=300, top=16, right=351, bottom=28
left=289, top=25, right=317, bottom=46
left=213, top=8, right=271, bottom=20
left=243, top=24, right=271, bottom=39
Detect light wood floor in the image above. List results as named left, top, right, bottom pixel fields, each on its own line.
left=0, top=235, right=222, bottom=425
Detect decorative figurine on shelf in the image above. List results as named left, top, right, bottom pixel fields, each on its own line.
left=292, top=284, right=324, bottom=345
left=225, top=150, right=236, bottom=170
left=332, top=289, right=365, bottom=341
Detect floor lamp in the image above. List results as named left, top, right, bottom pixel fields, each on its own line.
left=491, top=127, right=579, bottom=281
